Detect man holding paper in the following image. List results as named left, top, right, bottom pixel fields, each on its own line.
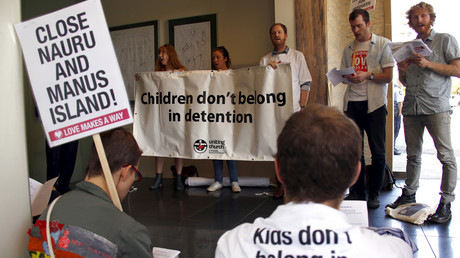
left=340, top=9, right=394, bottom=209
left=387, top=2, right=460, bottom=224
left=260, top=23, right=312, bottom=112
left=260, top=23, right=313, bottom=198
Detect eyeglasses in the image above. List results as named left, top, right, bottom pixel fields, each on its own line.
left=128, top=165, right=143, bottom=182
left=122, top=164, right=143, bottom=183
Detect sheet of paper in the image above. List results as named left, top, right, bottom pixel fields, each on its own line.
left=340, top=200, right=369, bottom=227
left=387, top=39, right=432, bottom=62
left=30, top=177, right=58, bottom=216
left=29, top=178, right=43, bottom=202
left=326, top=67, right=356, bottom=86
left=152, top=247, right=181, bottom=258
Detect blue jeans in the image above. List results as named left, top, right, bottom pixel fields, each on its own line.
left=213, top=160, right=238, bottom=183
left=345, top=101, right=387, bottom=198
left=403, top=112, right=457, bottom=203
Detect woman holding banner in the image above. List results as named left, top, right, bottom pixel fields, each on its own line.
left=207, top=46, right=241, bottom=193
left=150, top=44, right=187, bottom=191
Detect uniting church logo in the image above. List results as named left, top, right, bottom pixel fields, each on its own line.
left=193, top=139, right=208, bottom=154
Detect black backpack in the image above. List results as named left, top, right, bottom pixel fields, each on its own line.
left=381, top=163, right=395, bottom=191
left=366, top=163, right=395, bottom=191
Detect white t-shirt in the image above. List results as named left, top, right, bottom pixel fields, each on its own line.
left=349, top=39, right=371, bottom=101
left=216, top=202, right=412, bottom=258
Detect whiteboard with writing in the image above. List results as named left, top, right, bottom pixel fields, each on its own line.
left=110, top=22, right=157, bottom=100
left=174, top=21, right=211, bottom=70
left=14, top=0, right=132, bottom=147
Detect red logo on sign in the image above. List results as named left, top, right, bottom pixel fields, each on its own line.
left=49, top=109, right=129, bottom=141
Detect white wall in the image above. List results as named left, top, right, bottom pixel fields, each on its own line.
left=274, top=0, right=295, bottom=49
left=0, top=0, right=32, bottom=255
left=101, top=0, right=275, bottom=68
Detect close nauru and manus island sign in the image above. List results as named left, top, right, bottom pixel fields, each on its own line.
left=14, top=0, right=132, bottom=148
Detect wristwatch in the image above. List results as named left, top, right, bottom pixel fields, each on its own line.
left=369, top=73, right=375, bottom=80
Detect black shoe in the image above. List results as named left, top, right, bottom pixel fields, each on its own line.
left=386, top=192, right=416, bottom=209
left=345, top=193, right=366, bottom=201
left=394, top=148, right=401, bottom=155
left=150, top=173, right=163, bottom=190
left=175, top=174, right=184, bottom=191
left=367, top=195, right=380, bottom=209
left=429, top=203, right=452, bottom=224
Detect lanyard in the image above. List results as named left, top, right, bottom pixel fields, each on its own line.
left=352, top=39, right=357, bottom=69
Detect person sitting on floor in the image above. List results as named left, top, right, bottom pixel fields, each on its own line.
left=28, top=128, right=153, bottom=257
left=215, top=104, right=413, bottom=257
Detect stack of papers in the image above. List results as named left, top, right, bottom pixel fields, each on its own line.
left=387, top=39, right=432, bottom=62
left=326, top=67, right=356, bottom=86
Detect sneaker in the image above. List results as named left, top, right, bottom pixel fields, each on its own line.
left=429, top=202, right=452, bottom=224
left=231, top=182, right=241, bottom=193
left=207, top=181, right=223, bottom=192
left=386, top=192, right=416, bottom=209
left=367, top=195, right=380, bottom=209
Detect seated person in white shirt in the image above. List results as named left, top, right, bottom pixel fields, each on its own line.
left=215, top=104, right=413, bottom=258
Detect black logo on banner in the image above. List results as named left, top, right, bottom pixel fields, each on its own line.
left=193, top=139, right=208, bottom=154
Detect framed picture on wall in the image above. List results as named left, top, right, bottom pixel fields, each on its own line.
left=110, top=20, right=158, bottom=102
left=168, top=14, right=217, bottom=70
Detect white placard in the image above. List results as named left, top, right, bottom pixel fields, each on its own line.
left=133, top=64, right=293, bottom=161
left=14, top=0, right=132, bottom=147
left=350, top=0, right=376, bottom=12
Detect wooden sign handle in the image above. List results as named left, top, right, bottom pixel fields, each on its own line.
left=92, top=133, right=123, bottom=211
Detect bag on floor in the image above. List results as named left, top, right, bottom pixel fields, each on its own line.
left=171, top=165, right=199, bottom=183
left=366, top=163, right=395, bottom=191
left=385, top=203, right=435, bottom=225
left=382, top=163, right=395, bottom=190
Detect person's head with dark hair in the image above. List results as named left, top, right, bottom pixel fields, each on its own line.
left=275, top=104, right=362, bottom=207
left=349, top=8, right=370, bottom=24
left=348, top=9, right=372, bottom=42
left=86, top=128, right=143, bottom=201
left=269, top=23, right=288, bottom=52
left=155, top=44, right=187, bottom=72
left=212, top=46, right=231, bottom=70
left=406, top=2, right=436, bottom=38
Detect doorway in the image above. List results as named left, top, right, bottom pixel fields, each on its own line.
left=391, top=0, right=460, bottom=178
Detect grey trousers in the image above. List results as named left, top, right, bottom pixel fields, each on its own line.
left=403, top=111, right=457, bottom=203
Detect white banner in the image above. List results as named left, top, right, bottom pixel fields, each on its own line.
left=14, top=0, right=132, bottom=147
left=133, top=64, right=293, bottom=161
